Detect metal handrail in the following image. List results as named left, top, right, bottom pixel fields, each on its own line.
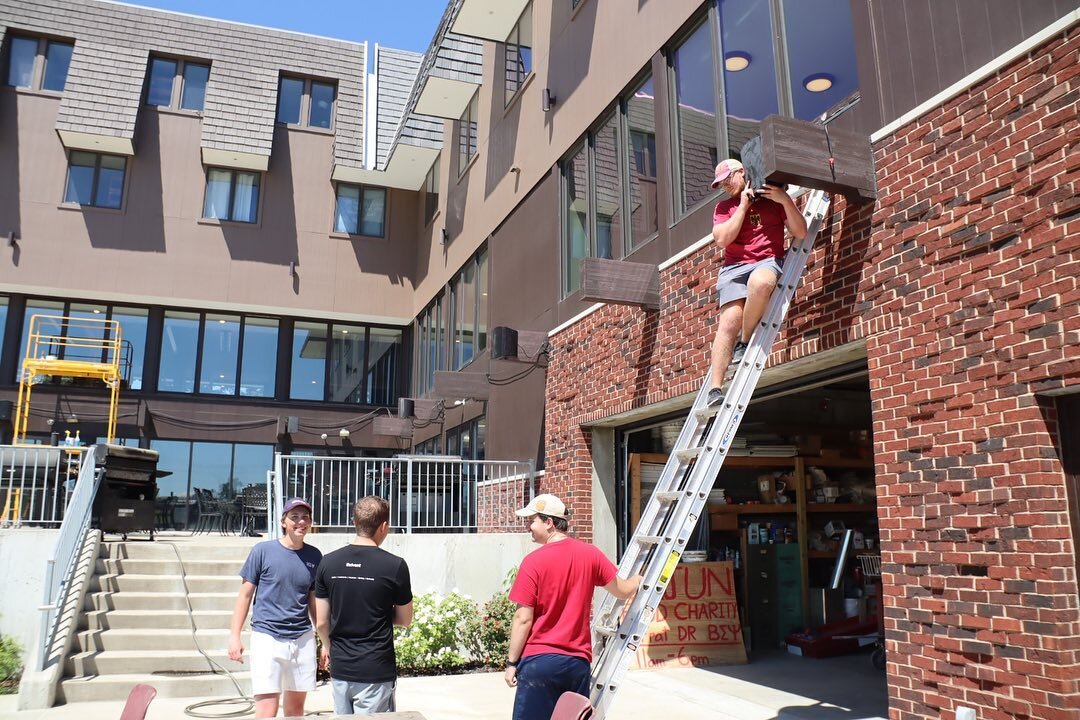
left=35, top=445, right=102, bottom=671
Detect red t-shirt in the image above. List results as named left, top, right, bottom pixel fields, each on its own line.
left=509, top=537, right=618, bottom=661
left=713, top=196, right=788, bottom=265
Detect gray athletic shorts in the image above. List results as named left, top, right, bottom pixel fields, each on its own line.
left=716, top=257, right=783, bottom=307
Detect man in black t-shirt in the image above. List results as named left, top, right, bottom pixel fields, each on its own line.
left=314, top=496, right=413, bottom=715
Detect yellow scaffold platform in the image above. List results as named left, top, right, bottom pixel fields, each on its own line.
left=13, top=315, right=124, bottom=444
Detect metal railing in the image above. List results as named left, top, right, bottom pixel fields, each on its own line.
left=269, top=454, right=535, bottom=537
left=35, top=445, right=103, bottom=671
left=0, top=445, right=85, bottom=527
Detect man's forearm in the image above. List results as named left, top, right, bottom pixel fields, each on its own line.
left=507, top=617, right=532, bottom=662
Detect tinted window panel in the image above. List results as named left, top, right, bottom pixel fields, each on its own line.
left=290, top=322, right=326, bottom=400
left=200, top=314, right=240, bottom=395
left=191, top=442, right=234, bottom=497
left=180, top=63, right=210, bottom=111
left=335, top=185, right=360, bottom=234
left=783, top=0, right=859, bottom=120
left=42, top=41, right=73, bottom=92
left=277, top=77, right=303, bottom=124
left=159, top=311, right=199, bottom=393
left=365, top=327, right=401, bottom=406
left=240, top=317, right=278, bottom=397
left=65, top=152, right=96, bottom=205
left=627, top=75, right=658, bottom=248
left=673, top=21, right=719, bottom=211
left=232, top=172, right=259, bottom=223
left=112, top=306, right=148, bottom=390
left=563, top=145, right=588, bottom=293
left=147, top=57, right=177, bottom=106
left=360, top=187, right=386, bottom=237
left=204, top=169, right=232, bottom=220
left=95, top=155, right=125, bottom=209
left=309, top=81, right=335, bottom=129
left=328, top=325, right=366, bottom=403
left=6, top=37, right=36, bottom=88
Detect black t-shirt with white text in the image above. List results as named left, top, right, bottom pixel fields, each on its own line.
left=314, top=544, right=412, bottom=683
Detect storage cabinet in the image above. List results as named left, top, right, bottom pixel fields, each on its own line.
left=743, top=543, right=803, bottom=652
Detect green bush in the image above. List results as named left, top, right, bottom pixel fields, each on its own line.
left=394, top=591, right=479, bottom=674
left=466, top=592, right=517, bottom=667
left=0, top=634, right=22, bottom=695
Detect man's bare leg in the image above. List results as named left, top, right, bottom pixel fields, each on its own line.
left=254, top=694, right=279, bottom=718
left=709, top=301, right=744, bottom=391
left=740, top=267, right=780, bottom=344
left=283, top=691, right=307, bottom=718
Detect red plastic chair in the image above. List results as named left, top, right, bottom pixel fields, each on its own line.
left=119, top=683, right=157, bottom=720
left=551, top=692, right=593, bottom=720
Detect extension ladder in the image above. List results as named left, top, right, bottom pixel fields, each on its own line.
left=589, top=188, right=832, bottom=718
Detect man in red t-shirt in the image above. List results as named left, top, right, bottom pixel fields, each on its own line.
left=504, top=494, right=641, bottom=720
left=706, top=159, right=807, bottom=407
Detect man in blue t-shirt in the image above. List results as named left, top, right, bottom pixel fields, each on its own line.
left=229, top=497, right=322, bottom=718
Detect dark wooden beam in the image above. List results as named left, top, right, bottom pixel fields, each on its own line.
left=373, top=416, right=413, bottom=438
left=515, top=330, right=549, bottom=361
left=742, top=115, right=876, bottom=202
left=411, top=399, right=444, bottom=421
left=433, top=370, right=490, bottom=400
left=580, top=257, right=660, bottom=310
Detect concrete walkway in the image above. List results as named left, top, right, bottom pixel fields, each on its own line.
left=1, top=651, right=888, bottom=720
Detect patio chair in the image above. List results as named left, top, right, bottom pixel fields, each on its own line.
left=119, top=683, right=156, bottom=720
left=550, top=692, right=592, bottom=720
left=192, top=489, right=225, bottom=535
left=239, top=485, right=268, bottom=537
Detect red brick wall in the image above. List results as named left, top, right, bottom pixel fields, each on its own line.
left=545, top=25, right=1078, bottom=720
left=863, top=27, right=1079, bottom=720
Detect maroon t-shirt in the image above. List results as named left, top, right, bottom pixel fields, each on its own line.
left=509, top=537, right=618, bottom=661
left=713, top=196, right=789, bottom=265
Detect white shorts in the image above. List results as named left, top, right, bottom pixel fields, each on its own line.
left=249, top=629, right=317, bottom=696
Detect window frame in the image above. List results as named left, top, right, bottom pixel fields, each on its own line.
left=504, top=2, right=533, bottom=107
left=449, top=246, right=488, bottom=371
left=423, top=158, right=440, bottom=226
left=276, top=75, right=337, bottom=130
left=414, top=294, right=445, bottom=397
left=332, top=182, right=388, bottom=238
left=3, top=34, right=73, bottom=93
left=144, top=55, right=210, bottom=112
left=202, top=167, right=262, bottom=224
left=63, top=151, right=128, bottom=210
left=457, top=92, right=479, bottom=178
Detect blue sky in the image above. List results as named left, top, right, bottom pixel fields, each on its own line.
left=123, top=0, right=448, bottom=53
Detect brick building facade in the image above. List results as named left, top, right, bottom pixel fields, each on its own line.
left=544, top=23, right=1078, bottom=720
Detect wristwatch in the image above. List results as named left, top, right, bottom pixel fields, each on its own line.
left=506, top=658, right=519, bottom=667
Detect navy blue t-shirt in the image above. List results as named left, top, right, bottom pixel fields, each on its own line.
left=240, top=539, right=322, bottom=640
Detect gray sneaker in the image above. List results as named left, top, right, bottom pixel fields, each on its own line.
left=731, top=340, right=748, bottom=367
left=706, top=388, right=725, bottom=407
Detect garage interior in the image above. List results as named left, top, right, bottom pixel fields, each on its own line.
left=615, top=361, right=888, bottom=708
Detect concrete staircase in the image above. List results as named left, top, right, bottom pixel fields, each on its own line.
left=57, top=537, right=261, bottom=703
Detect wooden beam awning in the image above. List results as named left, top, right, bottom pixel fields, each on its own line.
left=373, top=416, right=413, bottom=438
left=580, top=257, right=660, bottom=310
left=433, top=370, right=490, bottom=401
left=742, top=115, right=876, bottom=202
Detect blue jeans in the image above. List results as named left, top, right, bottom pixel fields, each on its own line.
left=512, top=654, right=591, bottom=720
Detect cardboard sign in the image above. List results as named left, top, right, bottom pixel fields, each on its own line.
left=632, top=561, right=747, bottom=669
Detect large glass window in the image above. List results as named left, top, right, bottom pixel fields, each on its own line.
left=504, top=3, right=533, bottom=105
left=627, top=74, right=658, bottom=248
left=0, top=297, right=7, bottom=361
left=199, top=314, right=241, bottom=395
left=290, top=322, right=327, bottom=400
left=151, top=440, right=273, bottom=528
left=65, top=303, right=108, bottom=363
left=277, top=76, right=336, bottom=129
left=233, top=444, right=274, bottom=494
left=158, top=311, right=199, bottom=392
left=781, top=0, right=859, bottom=121
left=192, top=441, right=234, bottom=498
left=240, top=317, right=278, bottom=398
left=458, top=93, right=478, bottom=176
left=365, top=327, right=402, bottom=406
left=423, top=158, right=440, bottom=225
left=203, top=168, right=260, bottom=223
left=328, top=324, right=366, bottom=403
left=451, top=248, right=488, bottom=370
left=17, top=300, right=64, bottom=379
left=672, top=20, right=719, bottom=213
left=415, top=295, right=444, bottom=396
left=562, top=144, right=589, bottom=294
left=447, top=416, right=485, bottom=460
left=5, top=36, right=72, bottom=92
left=64, top=152, right=126, bottom=209
left=151, top=439, right=192, bottom=502
left=145, top=56, right=210, bottom=111
left=334, top=184, right=386, bottom=237
left=112, top=306, right=148, bottom=390
left=592, top=113, right=622, bottom=261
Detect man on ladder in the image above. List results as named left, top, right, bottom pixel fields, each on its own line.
left=707, top=159, right=808, bottom=406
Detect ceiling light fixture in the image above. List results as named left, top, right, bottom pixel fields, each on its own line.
left=803, top=73, right=835, bottom=93
left=724, top=51, right=751, bottom=72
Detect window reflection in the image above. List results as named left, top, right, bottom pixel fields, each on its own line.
left=593, top=113, right=621, bottom=260
left=563, top=144, right=588, bottom=294
left=366, top=327, right=401, bottom=406
left=291, top=322, right=327, bottom=400
left=240, top=317, right=278, bottom=397
left=200, top=313, right=240, bottom=395
left=719, top=0, right=779, bottom=159
left=328, top=324, right=366, bottom=403
left=783, top=0, right=859, bottom=120
left=673, top=20, right=719, bottom=212
left=159, top=311, right=199, bottom=393
left=17, top=300, right=64, bottom=378
left=112, top=307, right=148, bottom=390
left=627, top=75, right=657, bottom=248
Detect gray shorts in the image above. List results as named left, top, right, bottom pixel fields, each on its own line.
left=716, top=257, right=783, bottom=307
left=331, top=677, right=396, bottom=714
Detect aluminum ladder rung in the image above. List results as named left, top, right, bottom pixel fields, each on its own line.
left=674, top=446, right=705, bottom=462
left=694, top=404, right=719, bottom=421
left=652, top=490, right=683, bottom=503
left=636, top=534, right=665, bottom=546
